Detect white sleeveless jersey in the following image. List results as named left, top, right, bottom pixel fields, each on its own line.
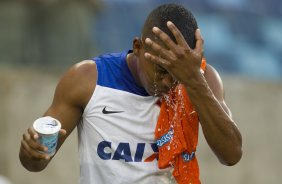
left=78, top=51, right=175, bottom=184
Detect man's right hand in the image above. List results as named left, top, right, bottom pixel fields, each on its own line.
left=20, top=127, right=50, bottom=161
left=19, top=127, right=67, bottom=171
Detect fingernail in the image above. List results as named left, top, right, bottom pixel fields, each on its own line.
left=197, top=29, right=201, bottom=34
left=167, top=21, right=173, bottom=26
left=145, top=38, right=152, bottom=44
left=152, top=27, right=159, bottom=32
left=45, top=156, right=50, bottom=160
left=144, top=53, right=150, bottom=58
left=34, top=134, right=38, bottom=139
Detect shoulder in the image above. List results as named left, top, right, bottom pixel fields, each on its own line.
left=204, top=64, right=222, bottom=84
left=204, top=64, right=225, bottom=100
left=203, top=64, right=233, bottom=117
left=54, top=60, right=97, bottom=109
left=68, top=60, right=97, bottom=85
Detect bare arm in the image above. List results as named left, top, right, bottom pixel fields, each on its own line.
left=187, top=64, right=242, bottom=165
left=19, top=60, right=97, bottom=171
left=144, top=21, right=242, bottom=165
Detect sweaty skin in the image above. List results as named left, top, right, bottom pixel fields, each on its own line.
left=19, top=21, right=242, bottom=172
left=143, top=21, right=242, bottom=165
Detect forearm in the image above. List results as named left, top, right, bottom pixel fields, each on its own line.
left=184, top=73, right=242, bottom=165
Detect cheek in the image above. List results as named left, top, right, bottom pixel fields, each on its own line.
left=139, top=70, right=157, bottom=94
left=139, top=62, right=155, bottom=84
left=137, top=56, right=159, bottom=92
left=140, top=71, right=154, bottom=88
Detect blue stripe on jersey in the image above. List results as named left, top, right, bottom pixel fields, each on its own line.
left=93, top=50, right=149, bottom=96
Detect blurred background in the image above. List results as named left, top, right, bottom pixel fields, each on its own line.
left=0, top=0, right=281, bottom=183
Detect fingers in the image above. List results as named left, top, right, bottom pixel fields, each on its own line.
left=144, top=52, right=170, bottom=66
left=59, top=129, right=67, bottom=137
left=151, top=26, right=178, bottom=53
left=144, top=21, right=193, bottom=62
left=21, top=128, right=50, bottom=160
left=21, top=139, right=49, bottom=160
left=23, top=132, right=46, bottom=152
left=144, top=21, right=204, bottom=70
left=148, top=21, right=203, bottom=54
left=27, top=127, right=38, bottom=139
left=194, top=29, right=204, bottom=57
left=144, top=38, right=177, bottom=62
left=166, top=21, right=189, bottom=48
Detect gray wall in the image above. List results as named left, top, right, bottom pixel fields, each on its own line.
left=0, top=67, right=281, bottom=184
left=0, top=1, right=97, bottom=68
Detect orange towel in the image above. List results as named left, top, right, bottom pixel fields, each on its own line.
left=155, top=59, right=206, bottom=184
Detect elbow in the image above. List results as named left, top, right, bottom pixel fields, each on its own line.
left=220, top=147, right=243, bottom=166
left=223, top=129, right=243, bottom=166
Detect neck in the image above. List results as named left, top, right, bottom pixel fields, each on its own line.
left=126, top=53, right=142, bottom=86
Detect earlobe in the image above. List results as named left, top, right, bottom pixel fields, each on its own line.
left=132, top=37, right=142, bottom=55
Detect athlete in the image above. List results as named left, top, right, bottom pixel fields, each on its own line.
left=19, top=3, right=242, bottom=184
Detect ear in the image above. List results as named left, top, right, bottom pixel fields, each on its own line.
left=132, top=37, right=143, bottom=56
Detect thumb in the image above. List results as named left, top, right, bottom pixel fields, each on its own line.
left=59, top=129, right=67, bottom=137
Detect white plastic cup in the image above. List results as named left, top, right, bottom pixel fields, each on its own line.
left=33, top=116, right=61, bottom=156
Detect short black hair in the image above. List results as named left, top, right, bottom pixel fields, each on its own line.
left=142, top=3, right=198, bottom=49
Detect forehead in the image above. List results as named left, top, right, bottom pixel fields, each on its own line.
left=141, top=36, right=169, bottom=55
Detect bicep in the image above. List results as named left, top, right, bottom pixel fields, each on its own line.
left=204, top=64, right=232, bottom=118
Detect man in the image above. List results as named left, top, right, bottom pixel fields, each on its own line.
left=19, top=3, right=242, bottom=184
